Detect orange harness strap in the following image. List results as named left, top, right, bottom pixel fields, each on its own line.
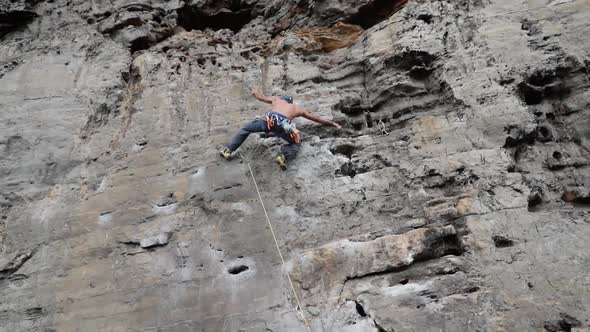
left=257, top=113, right=301, bottom=144
left=257, top=114, right=275, bottom=130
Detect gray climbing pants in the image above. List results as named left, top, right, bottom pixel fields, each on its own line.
left=227, top=118, right=301, bottom=161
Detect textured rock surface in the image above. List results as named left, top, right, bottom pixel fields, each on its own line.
left=1, top=0, right=590, bottom=331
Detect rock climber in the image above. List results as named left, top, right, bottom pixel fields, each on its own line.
left=220, top=89, right=342, bottom=169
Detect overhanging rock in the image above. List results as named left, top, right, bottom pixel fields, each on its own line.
left=290, top=225, right=462, bottom=292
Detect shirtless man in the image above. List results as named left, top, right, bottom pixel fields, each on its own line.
left=220, top=89, right=341, bottom=169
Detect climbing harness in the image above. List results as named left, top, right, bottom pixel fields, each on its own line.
left=239, top=141, right=312, bottom=331
left=257, top=113, right=275, bottom=130
left=257, top=112, right=301, bottom=144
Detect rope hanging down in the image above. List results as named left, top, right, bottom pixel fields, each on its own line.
left=240, top=142, right=312, bottom=331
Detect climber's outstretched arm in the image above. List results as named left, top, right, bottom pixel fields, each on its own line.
left=300, top=110, right=342, bottom=128
left=251, top=89, right=274, bottom=104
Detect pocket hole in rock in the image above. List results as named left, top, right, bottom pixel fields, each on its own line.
left=338, top=162, right=357, bottom=178
left=228, top=265, right=249, bottom=275
left=330, top=144, right=356, bottom=159
left=518, top=82, right=544, bottom=105
left=536, top=125, right=552, bottom=142
left=492, top=235, right=515, bottom=248
left=354, top=300, right=367, bottom=317
left=417, top=13, right=433, bottom=23
left=528, top=187, right=543, bottom=211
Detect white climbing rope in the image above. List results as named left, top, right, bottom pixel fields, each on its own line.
left=240, top=141, right=312, bottom=331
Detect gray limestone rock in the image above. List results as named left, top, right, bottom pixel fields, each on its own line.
left=140, top=232, right=172, bottom=249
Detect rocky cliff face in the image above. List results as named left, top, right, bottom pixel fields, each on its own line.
left=1, top=0, right=590, bottom=331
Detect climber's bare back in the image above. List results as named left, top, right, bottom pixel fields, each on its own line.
left=251, top=89, right=341, bottom=128
left=270, top=98, right=301, bottom=119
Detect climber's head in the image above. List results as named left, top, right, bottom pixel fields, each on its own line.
left=279, top=95, right=294, bottom=104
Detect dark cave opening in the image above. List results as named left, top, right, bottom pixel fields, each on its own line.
left=417, top=232, right=465, bottom=260
left=346, top=0, right=408, bottom=30
left=0, top=10, right=38, bottom=37
left=130, top=36, right=152, bottom=53
left=570, top=196, right=590, bottom=208
left=518, top=82, right=544, bottom=105
left=177, top=1, right=255, bottom=32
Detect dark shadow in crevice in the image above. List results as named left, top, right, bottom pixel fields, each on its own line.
left=374, top=319, right=388, bottom=332
left=354, top=300, right=367, bottom=317
left=417, top=13, right=433, bottom=24
left=330, top=144, right=357, bottom=159
left=130, top=36, right=152, bottom=53
left=518, top=82, right=544, bottom=105
left=333, top=97, right=367, bottom=116
left=337, top=161, right=357, bottom=178
left=365, top=113, right=374, bottom=128
left=345, top=0, right=408, bottom=29
left=544, top=313, right=581, bottom=332
left=528, top=186, right=543, bottom=211
left=0, top=9, right=38, bottom=38
left=503, top=127, right=536, bottom=149
left=517, top=66, right=574, bottom=105
left=384, top=50, right=436, bottom=72
left=177, top=2, right=255, bottom=32
left=569, top=196, right=590, bottom=209
left=536, top=125, right=553, bottom=143
left=417, top=231, right=465, bottom=259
